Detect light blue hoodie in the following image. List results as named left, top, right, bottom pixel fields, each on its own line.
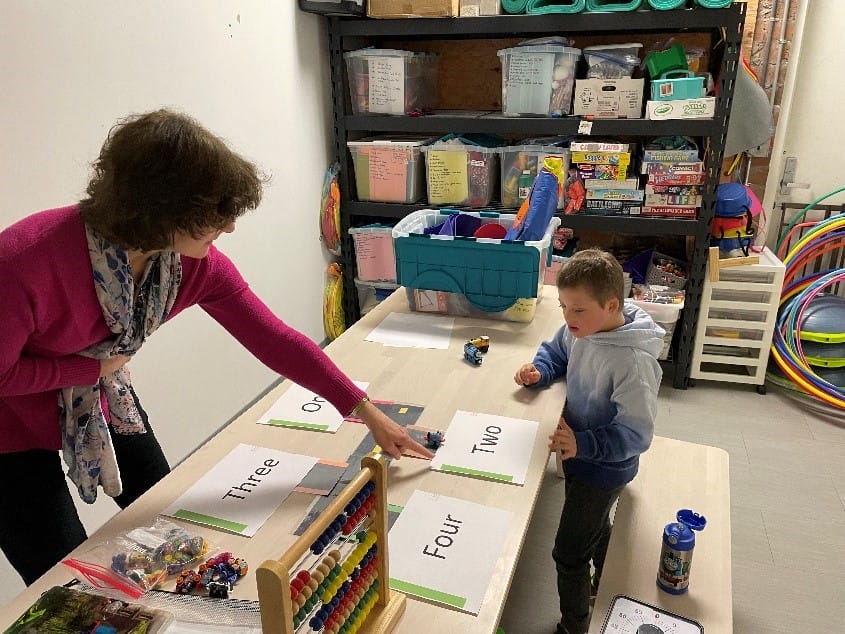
left=530, top=301, right=665, bottom=487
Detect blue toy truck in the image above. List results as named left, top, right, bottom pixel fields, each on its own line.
left=464, top=343, right=483, bottom=366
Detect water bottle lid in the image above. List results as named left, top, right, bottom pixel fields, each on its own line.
left=677, top=509, right=707, bottom=531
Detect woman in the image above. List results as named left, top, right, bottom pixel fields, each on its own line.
left=0, top=108, right=432, bottom=586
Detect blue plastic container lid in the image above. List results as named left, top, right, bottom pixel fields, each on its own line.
left=677, top=509, right=707, bottom=531
left=663, top=509, right=706, bottom=551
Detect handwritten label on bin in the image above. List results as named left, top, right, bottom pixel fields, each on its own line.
left=369, top=56, right=405, bottom=114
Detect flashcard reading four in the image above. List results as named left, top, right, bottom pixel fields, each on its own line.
left=388, top=490, right=513, bottom=615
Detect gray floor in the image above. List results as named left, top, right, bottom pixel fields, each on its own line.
left=0, top=380, right=842, bottom=632
left=500, top=380, right=845, bottom=634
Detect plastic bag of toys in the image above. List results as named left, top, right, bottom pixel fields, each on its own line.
left=62, top=516, right=212, bottom=599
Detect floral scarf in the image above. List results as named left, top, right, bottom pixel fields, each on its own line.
left=60, top=225, right=181, bottom=503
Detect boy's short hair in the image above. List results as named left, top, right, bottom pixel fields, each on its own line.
left=80, top=109, right=269, bottom=251
left=556, top=248, right=625, bottom=308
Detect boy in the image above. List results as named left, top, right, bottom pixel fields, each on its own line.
left=514, top=248, right=664, bottom=634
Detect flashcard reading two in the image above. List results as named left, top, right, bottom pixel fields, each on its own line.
left=430, top=410, right=539, bottom=485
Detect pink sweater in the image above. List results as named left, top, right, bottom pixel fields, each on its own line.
left=0, top=205, right=365, bottom=452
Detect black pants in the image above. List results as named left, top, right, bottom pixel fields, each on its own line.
left=0, top=392, right=170, bottom=586
left=553, top=475, right=625, bottom=634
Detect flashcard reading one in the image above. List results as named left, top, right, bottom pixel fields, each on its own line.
left=388, top=490, right=513, bottom=615
left=430, top=410, right=539, bottom=485
left=257, top=381, right=369, bottom=433
left=163, top=444, right=317, bottom=536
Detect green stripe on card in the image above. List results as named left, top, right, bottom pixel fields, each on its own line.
left=440, top=464, right=514, bottom=482
left=389, top=578, right=467, bottom=609
left=172, top=510, right=248, bottom=533
left=266, top=420, right=330, bottom=431
left=387, top=503, right=404, bottom=514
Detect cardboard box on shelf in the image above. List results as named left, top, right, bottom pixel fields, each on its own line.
left=642, top=205, right=698, bottom=218
left=459, top=0, right=500, bottom=15
left=368, top=0, right=459, bottom=17
left=646, top=97, right=716, bottom=120
left=573, top=78, right=645, bottom=119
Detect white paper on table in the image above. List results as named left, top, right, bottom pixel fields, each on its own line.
left=163, top=444, right=317, bottom=537
left=388, top=490, right=513, bottom=615
left=430, top=410, right=539, bottom=485
left=256, top=381, right=369, bottom=432
left=365, top=312, right=454, bottom=349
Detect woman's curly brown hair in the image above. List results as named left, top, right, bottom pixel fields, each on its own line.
left=79, top=109, right=268, bottom=251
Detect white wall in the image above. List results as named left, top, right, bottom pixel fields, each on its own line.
left=0, top=1, right=333, bottom=597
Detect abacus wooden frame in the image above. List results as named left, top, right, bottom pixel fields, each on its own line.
left=256, top=453, right=406, bottom=634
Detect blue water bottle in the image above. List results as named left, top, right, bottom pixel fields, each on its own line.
left=656, top=509, right=706, bottom=595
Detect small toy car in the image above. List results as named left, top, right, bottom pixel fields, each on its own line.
left=468, top=336, right=490, bottom=353
left=425, top=431, right=445, bottom=450
left=463, top=343, right=483, bottom=366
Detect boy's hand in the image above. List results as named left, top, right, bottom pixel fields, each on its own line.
left=549, top=417, right=577, bottom=460
left=514, top=363, right=542, bottom=386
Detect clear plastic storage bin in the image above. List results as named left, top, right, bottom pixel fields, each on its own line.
left=349, top=225, right=397, bottom=283
left=629, top=299, right=684, bottom=360
left=421, top=143, right=499, bottom=207
left=343, top=49, right=439, bottom=115
left=499, top=144, right=570, bottom=208
left=355, top=278, right=399, bottom=316
left=347, top=136, right=435, bottom=203
left=498, top=45, right=581, bottom=116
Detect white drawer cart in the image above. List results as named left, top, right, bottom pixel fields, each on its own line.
left=690, top=247, right=785, bottom=394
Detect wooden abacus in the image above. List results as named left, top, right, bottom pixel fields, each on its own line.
left=257, top=453, right=406, bottom=634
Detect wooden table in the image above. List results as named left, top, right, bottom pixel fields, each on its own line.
left=588, top=436, right=732, bottom=633
left=0, top=286, right=732, bottom=633
left=0, top=286, right=566, bottom=633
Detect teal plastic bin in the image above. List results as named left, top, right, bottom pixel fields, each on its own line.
left=393, top=210, right=560, bottom=317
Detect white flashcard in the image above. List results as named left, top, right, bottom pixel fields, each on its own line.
left=365, top=312, right=454, bottom=349
left=430, top=410, right=539, bottom=485
left=388, top=490, right=513, bottom=615
left=163, top=444, right=317, bottom=536
left=256, top=381, right=369, bottom=432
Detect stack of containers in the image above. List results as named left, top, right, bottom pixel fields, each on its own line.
left=641, top=137, right=704, bottom=218
left=498, top=39, right=581, bottom=117
left=348, top=223, right=400, bottom=315
left=421, top=134, right=500, bottom=208
left=644, top=44, right=715, bottom=121
left=710, top=182, right=755, bottom=255
left=343, top=48, right=439, bottom=115
left=498, top=137, right=570, bottom=209
left=571, top=141, right=641, bottom=215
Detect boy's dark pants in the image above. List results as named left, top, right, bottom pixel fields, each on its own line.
left=553, top=475, right=625, bottom=634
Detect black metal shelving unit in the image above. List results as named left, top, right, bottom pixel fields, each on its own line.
left=327, top=5, right=745, bottom=389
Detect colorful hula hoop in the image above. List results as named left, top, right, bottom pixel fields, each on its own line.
left=771, top=210, right=845, bottom=409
